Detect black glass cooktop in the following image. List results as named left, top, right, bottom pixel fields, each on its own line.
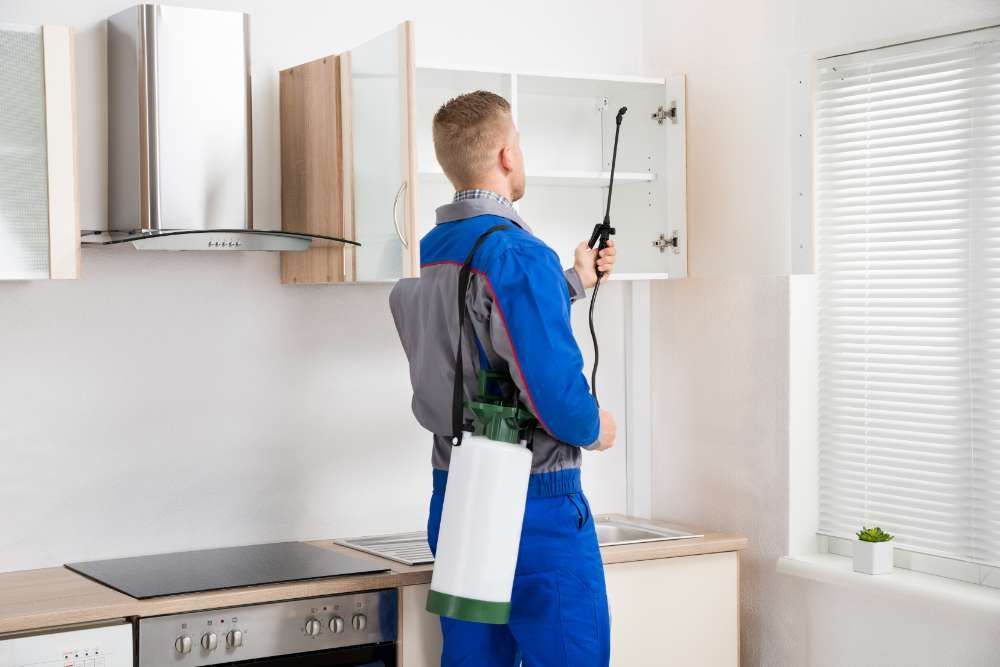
left=65, top=542, right=388, bottom=599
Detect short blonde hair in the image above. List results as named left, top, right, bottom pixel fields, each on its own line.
left=432, top=91, right=512, bottom=187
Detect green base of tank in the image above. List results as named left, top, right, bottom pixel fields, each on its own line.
left=426, top=589, right=511, bottom=624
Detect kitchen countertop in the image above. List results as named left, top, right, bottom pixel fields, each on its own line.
left=0, top=515, right=746, bottom=635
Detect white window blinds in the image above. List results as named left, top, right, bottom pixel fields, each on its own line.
left=816, top=27, right=1000, bottom=566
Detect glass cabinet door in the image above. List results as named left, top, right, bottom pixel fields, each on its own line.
left=0, top=24, right=49, bottom=280
left=344, top=22, right=417, bottom=281
left=0, top=23, right=77, bottom=281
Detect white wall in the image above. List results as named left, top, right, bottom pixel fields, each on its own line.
left=643, top=0, right=1000, bottom=665
left=0, top=0, right=643, bottom=572
left=790, top=575, right=1000, bottom=667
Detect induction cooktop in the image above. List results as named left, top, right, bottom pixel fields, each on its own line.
left=65, top=541, right=389, bottom=599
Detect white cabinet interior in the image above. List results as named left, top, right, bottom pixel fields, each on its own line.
left=0, top=23, right=79, bottom=281
left=415, top=66, right=687, bottom=279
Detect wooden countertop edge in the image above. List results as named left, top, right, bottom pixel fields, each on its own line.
left=599, top=534, right=749, bottom=565
left=0, top=526, right=746, bottom=636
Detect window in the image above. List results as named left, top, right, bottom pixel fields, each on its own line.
left=816, top=26, right=1000, bottom=570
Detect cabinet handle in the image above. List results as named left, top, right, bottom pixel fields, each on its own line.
left=392, top=180, right=408, bottom=249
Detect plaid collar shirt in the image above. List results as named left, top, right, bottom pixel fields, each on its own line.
left=453, top=188, right=514, bottom=210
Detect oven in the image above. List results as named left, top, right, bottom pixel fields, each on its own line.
left=137, top=591, right=396, bottom=667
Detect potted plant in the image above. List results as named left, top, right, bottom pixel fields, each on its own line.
left=853, top=526, right=894, bottom=575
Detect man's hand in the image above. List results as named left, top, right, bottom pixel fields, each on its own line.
left=574, top=239, right=617, bottom=289
left=590, top=409, right=617, bottom=452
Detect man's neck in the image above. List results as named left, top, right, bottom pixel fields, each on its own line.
left=453, top=188, right=513, bottom=210
left=461, top=179, right=512, bottom=202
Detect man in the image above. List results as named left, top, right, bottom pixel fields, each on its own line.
left=389, top=90, right=617, bottom=666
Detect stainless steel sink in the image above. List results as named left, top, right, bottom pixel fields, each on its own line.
left=594, top=516, right=702, bottom=546
left=334, top=531, right=434, bottom=566
left=336, top=518, right=702, bottom=565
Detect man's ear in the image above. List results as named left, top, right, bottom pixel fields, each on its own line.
left=498, top=145, right=514, bottom=174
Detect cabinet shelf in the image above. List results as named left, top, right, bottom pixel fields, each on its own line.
left=419, top=167, right=655, bottom=187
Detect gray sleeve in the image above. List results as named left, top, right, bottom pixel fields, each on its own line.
left=564, top=268, right=586, bottom=303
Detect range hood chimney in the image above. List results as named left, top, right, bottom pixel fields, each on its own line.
left=84, top=4, right=355, bottom=252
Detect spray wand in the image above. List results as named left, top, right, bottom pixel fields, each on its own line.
left=587, top=106, right=626, bottom=406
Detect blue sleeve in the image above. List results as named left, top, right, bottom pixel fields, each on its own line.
left=486, top=245, right=600, bottom=446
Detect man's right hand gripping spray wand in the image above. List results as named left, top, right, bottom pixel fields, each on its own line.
left=587, top=106, right=627, bottom=405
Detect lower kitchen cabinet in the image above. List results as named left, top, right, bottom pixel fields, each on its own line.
left=397, top=551, right=740, bottom=666
left=604, top=552, right=739, bottom=666
left=398, top=584, right=441, bottom=666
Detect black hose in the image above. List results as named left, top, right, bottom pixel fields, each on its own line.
left=589, top=276, right=602, bottom=406
left=588, top=106, right=626, bottom=409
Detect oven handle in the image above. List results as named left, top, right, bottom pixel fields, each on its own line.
left=217, top=642, right=396, bottom=667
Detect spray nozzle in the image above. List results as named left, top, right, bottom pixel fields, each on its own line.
left=615, top=106, right=627, bottom=124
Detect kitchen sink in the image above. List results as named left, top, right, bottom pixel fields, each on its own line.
left=594, top=516, right=702, bottom=546
left=334, top=531, right=434, bottom=566
left=336, top=518, right=702, bottom=565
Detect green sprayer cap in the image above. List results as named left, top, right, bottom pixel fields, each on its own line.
left=465, top=370, right=536, bottom=444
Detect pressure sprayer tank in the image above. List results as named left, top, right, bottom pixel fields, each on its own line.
left=426, top=370, right=535, bottom=624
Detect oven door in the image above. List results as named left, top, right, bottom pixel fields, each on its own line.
left=220, top=643, right=396, bottom=667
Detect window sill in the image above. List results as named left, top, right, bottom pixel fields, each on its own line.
left=777, top=553, right=1000, bottom=614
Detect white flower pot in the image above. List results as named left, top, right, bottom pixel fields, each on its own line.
left=853, top=540, right=894, bottom=575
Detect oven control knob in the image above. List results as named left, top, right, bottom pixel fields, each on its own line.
left=304, top=619, right=322, bottom=636
left=351, top=614, right=367, bottom=631
left=201, top=632, right=218, bottom=652
left=329, top=616, right=344, bottom=634
left=226, top=630, right=243, bottom=648
left=174, top=636, right=192, bottom=655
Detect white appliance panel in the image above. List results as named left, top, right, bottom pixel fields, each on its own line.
left=0, top=623, right=133, bottom=667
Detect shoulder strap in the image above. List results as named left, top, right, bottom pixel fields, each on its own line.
left=451, top=224, right=511, bottom=445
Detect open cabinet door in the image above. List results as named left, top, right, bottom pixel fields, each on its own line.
left=662, top=74, right=687, bottom=278
left=279, top=22, right=417, bottom=284
left=595, top=72, right=687, bottom=279
left=279, top=54, right=351, bottom=284
left=343, top=21, right=418, bottom=281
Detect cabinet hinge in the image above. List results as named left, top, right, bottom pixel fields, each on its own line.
left=653, top=231, right=680, bottom=254
left=652, top=103, right=677, bottom=125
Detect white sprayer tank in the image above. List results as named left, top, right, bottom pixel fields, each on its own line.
left=427, top=434, right=533, bottom=623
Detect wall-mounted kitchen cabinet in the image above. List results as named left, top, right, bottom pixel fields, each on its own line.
left=0, top=23, right=79, bottom=281
left=280, top=22, right=417, bottom=284
left=416, top=66, right=688, bottom=280
left=281, top=25, right=686, bottom=283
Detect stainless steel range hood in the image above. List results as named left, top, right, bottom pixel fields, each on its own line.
left=85, top=4, right=356, bottom=252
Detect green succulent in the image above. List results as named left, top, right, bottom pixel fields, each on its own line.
left=857, top=526, right=894, bottom=543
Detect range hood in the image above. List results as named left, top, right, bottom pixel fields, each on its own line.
left=85, top=4, right=356, bottom=252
